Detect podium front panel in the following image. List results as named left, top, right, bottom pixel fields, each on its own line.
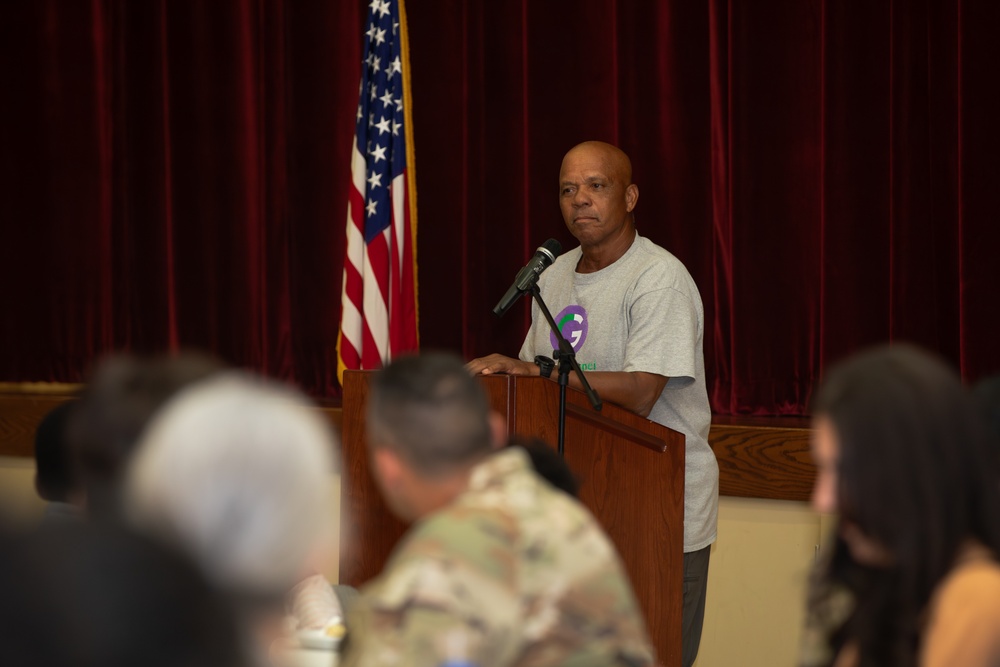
left=340, top=371, right=684, bottom=667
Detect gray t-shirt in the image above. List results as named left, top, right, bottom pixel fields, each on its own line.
left=519, top=234, right=719, bottom=551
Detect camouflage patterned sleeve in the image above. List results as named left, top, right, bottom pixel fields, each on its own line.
left=340, top=509, right=523, bottom=667
left=340, top=452, right=657, bottom=667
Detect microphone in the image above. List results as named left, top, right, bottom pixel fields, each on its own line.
left=492, top=238, right=562, bottom=318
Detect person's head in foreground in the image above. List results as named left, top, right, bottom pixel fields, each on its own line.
left=33, top=400, right=83, bottom=519
left=0, top=522, right=246, bottom=667
left=507, top=434, right=580, bottom=497
left=972, top=374, right=1000, bottom=451
left=366, top=351, right=505, bottom=523
left=124, top=372, right=339, bottom=647
left=69, top=351, right=224, bottom=517
left=805, top=343, right=1000, bottom=667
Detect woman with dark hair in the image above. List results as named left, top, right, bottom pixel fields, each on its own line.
left=801, top=344, right=1000, bottom=667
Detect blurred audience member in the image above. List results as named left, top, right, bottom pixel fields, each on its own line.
left=287, top=572, right=352, bottom=630
left=69, top=351, right=223, bottom=516
left=0, top=522, right=247, bottom=667
left=341, top=353, right=654, bottom=667
left=801, top=344, right=1000, bottom=667
left=33, top=400, right=83, bottom=523
left=507, top=434, right=580, bottom=497
left=123, top=372, right=341, bottom=662
left=972, top=374, right=1000, bottom=448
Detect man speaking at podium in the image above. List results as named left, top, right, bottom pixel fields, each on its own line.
left=467, top=141, right=719, bottom=667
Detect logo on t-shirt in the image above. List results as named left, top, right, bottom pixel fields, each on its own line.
left=550, top=305, right=588, bottom=353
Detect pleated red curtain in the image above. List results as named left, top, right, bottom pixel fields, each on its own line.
left=0, top=0, right=361, bottom=396
left=411, top=0, right=1000, bottom=414
left=2, top=0, right=998, bottom=413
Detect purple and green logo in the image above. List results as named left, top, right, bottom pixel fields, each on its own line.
left=550, top=305, right=588, bottom=353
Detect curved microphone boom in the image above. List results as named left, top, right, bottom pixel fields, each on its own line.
left=492, top=238, right=562, bottom=318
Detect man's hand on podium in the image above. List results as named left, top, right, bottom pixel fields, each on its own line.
left=465, top=354, right=538, bottom=377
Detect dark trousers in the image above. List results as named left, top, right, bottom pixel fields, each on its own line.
left=682, top=545, right=711, bottom=667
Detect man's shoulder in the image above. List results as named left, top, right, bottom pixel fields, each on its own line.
left=355, top=478, right=656, bottom=667
left=397, top=501, right=519, bottom=565
left=364, top=505, right=522, bottom=617
left=630, top=235, right=690, bottom=274
left=403, top=472, right=614, bottom=571
left=362, top=481, right=579, bottom=620
left=592, top=236, right=693, bottom=304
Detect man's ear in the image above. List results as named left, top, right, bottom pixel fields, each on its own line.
left=625, top=183, right=639, bottom=212
left=488, top=410, right=508, bottom=450
left=370, top=445, right=417, bottom=522
left=372, top=446, right=403, bottom=485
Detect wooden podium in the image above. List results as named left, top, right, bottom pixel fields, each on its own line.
left=339, top=371, right=685, bottom=667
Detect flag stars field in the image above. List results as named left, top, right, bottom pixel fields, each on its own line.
left=339, top=0, right=418, bottom=379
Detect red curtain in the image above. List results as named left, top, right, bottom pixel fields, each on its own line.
left=1, top=0, right=361, bottom=396
left=2, top=0, right=998, bottom=414
left=410, top=0, right=1000, bottom=414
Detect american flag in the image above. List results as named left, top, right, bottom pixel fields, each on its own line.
left=338, top=0, right=418, bottom=383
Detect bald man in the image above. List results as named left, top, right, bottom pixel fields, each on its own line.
left=467, top=141, right=719, bottom=667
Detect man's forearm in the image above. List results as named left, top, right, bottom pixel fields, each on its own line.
left=563, top=370, right=667, bottom=418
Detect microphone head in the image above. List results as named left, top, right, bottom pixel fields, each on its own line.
left=492, top=238, right=563, bottom=318
left=538, top=238, right=562, bottom=263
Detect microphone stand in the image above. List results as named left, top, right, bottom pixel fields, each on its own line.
left=529, top=284, right=602, bottom=456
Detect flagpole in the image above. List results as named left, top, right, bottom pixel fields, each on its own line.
left=398, top=0, right=419, bottom=341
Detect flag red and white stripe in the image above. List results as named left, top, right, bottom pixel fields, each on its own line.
left=338, top=0, right=418, bottom=383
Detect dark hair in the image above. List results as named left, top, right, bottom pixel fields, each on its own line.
left=972, top=374, right=1000, bottom=450
left=33, top=401, right=79, bottom=502
left=508, top=435, right=580, bottom=497
left=368, top=352, right=492, bottom=476
left=0, top=523, right=247, bottom=667
left=807, top=344, right=1000, bottom=666
left=69, top=352, right=224, bottom=516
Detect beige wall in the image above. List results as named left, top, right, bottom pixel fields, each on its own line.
left=0, top=455, right=47, bottom=523
left=694, top=496, right=826, bottom=667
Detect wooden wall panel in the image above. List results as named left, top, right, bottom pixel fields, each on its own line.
left=708, top=416, right=814, bottom=502
left=0, top=388, right=345, bottom=459
left=0, top=387, right=814, bottom=502
left=0, top=391, right=76, bottom=457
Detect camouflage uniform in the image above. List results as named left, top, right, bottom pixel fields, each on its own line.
left=341, top=447, right=655, bottom=667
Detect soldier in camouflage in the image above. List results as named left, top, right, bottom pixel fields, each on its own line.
left=340, top=352, right=655, bottom=667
